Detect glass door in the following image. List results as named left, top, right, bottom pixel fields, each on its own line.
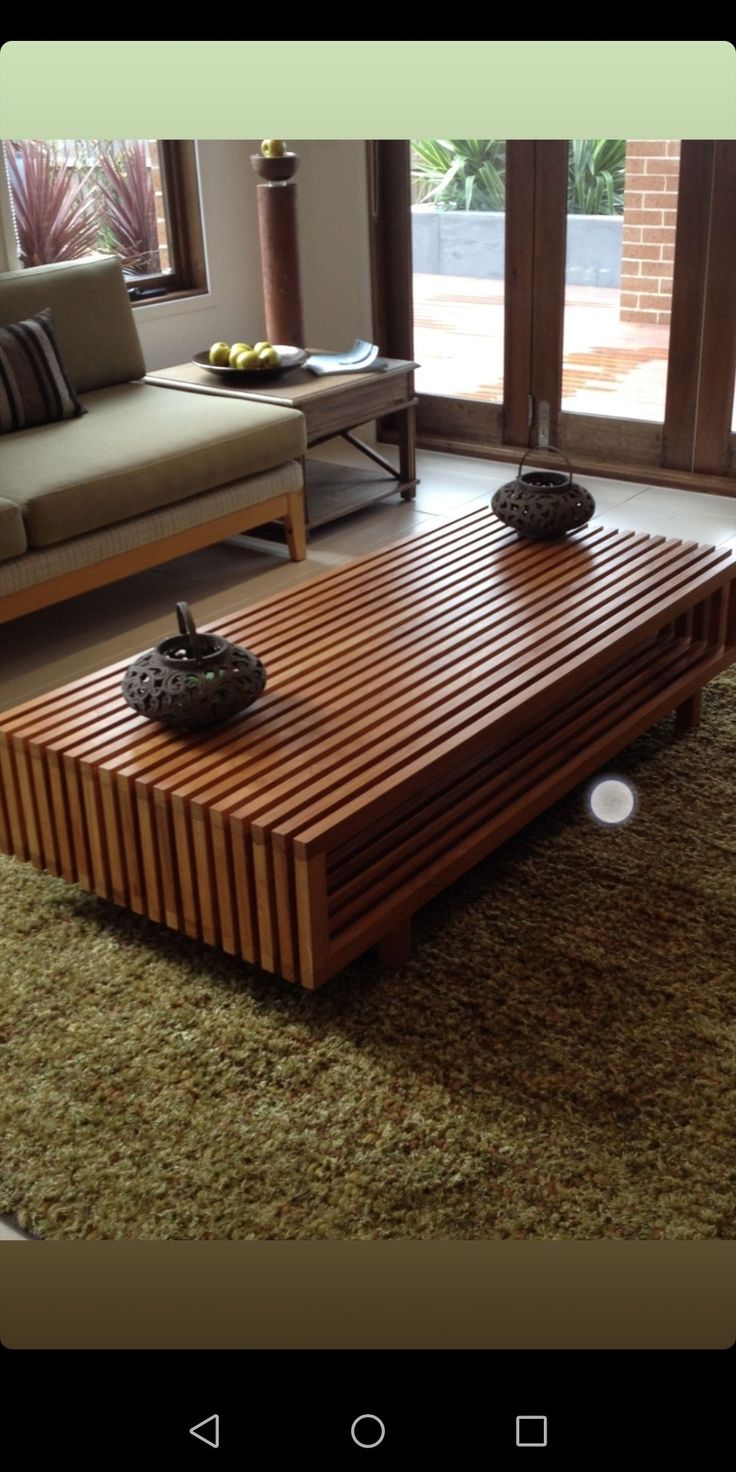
left=557, top=137, right=681, bottom=469
left=369, top=139, right=736, bottom=492
left=411, top=140, right=506, bottom=407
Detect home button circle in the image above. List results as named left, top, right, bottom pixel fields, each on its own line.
left=351, top=1413, right=386, bottom=1448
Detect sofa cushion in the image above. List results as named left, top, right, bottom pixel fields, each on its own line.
left=0, top=258, right=145, bottom=392
left=0, top=497, right=27, bottom=562
left=0, top=381, right=307, bottom=548
left=0, top=307, right=86, bottom=434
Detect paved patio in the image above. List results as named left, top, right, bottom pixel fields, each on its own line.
left=413, top=274, right=671, bottom=422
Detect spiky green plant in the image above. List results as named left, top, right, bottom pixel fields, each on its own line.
left=4, top=139, right=99, bottom=266
left=411, top=140, right=506, bottom=211
left=567, top=139, right=626, bottom=215
left=96, top=141, right=160, bottom=275
left=412, top=138, right=627, bottom=216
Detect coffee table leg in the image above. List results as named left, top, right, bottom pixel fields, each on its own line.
left=378, top=917, right=412, bottom=969
left=675, top=690, right=702, bottom=733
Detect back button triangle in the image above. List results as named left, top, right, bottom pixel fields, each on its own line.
left=189, top=1413, right=220, bottom=1448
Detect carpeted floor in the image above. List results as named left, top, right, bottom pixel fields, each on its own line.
left=1, top=669, right=735, bottom=1241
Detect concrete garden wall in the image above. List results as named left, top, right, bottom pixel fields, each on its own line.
left=412, top=209, right=623, bottom=288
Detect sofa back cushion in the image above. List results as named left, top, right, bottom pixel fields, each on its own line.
left=0, top=257, right=145, bottom=392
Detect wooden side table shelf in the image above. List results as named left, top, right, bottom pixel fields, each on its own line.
left=144, top=358, right=418, bottom=528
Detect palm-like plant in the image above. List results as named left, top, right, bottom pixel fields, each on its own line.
left=4, top=139, right=99, bottom=266
left=411, top=139, right=506, bottom=211
left=96, top=141, right=160, bottom=275
left=413, top=138, right=627, bottom=216
left=567, top=139, right=626, bottom=215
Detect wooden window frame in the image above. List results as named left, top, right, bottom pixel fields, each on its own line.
left=125, top=140, right=207, bottom=305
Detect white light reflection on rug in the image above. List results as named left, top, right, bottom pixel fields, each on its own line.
left=586, top=775, right=638, bottom=827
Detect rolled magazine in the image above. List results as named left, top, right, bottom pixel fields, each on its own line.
left=305, top=340, right=388, bottom=376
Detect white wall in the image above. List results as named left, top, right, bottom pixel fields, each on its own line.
left=295, top=139, right=373, bottom=352
left=134, top=139, right=373, bottom=372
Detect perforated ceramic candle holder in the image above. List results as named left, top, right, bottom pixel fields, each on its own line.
left=122, top=602, right=266, bottom=731
left=492, top=447, right=595, bottom=541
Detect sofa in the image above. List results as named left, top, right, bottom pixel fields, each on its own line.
left=0, top=257, right=307, bottom=624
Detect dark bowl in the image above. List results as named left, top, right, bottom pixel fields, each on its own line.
left=193, top=346, right=309, bottom=383
left=250, top=152, right=299, bottom=181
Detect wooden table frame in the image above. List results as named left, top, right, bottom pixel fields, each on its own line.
left=2, top=509, right=734, bottom=989
left=144, top=358, right=419, bottom=525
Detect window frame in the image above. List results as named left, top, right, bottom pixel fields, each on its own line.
left=125, top=140, right=207, bottom=305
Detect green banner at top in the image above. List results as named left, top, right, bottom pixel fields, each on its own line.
left=1, top=40, right=735, bottom=138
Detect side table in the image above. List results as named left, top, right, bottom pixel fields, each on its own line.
left=144, top=357, right=418, bottom=527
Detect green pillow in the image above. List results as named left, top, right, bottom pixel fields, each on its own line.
left=0, top=306, right=86, bottom=434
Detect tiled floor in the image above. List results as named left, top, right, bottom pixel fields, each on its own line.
left=1, top=442, right=734, bottom=1241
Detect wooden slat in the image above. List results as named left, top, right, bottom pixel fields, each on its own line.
left=228, top=815, right=259, bottom=964
left=0, top=764, right=11, bottom=855
left=10, top=737, right=42, bottom=868
left=0, top=733, right=29, bottom=861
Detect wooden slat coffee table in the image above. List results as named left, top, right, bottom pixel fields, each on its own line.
left=2, top=508, right=735, bottom=989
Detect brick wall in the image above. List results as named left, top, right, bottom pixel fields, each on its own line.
left=620, top=140, right=680, bottom=325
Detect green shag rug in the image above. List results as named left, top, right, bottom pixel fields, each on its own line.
left=2, top=670, right=735, bottom=1241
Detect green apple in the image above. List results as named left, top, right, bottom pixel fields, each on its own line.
left=258, top=346, right=281, bottom=370
left=252, top=340, right=271, bottom=354
left=228, top=341, right=252, bottom=366
left=208, top=341, right=230, bottom=366
left=235, top=349, right=260, bottom=371
left=260, top=140, right=286, bottom=158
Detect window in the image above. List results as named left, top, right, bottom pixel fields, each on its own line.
left=2, top=139, right=206, bottom=304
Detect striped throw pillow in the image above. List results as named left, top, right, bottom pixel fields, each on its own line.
left=0, top=307, right=86, bottom=434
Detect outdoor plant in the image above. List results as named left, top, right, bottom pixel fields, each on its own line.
left=567, top=139, right=626, bottom=215
left=411, top=140, right=506, bottom=211
left=413, top=138, right=627, bottom=215
left=96, top=140, right=160, bottom=275
left=4, top=139, right=99, bottom=266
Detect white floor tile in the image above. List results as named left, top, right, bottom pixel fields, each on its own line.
left=599, top=496, right=736, bottom=546
left=308, top=501, right=434, bottom=557
left=640, top=485, right=736, bottom=521
left=577, top=474, right=649, bottom=497
left=413, top=482, right=491, bottom=514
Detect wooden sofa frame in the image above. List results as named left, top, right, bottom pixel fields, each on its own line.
left=0, top=477, right=307, bottom=626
